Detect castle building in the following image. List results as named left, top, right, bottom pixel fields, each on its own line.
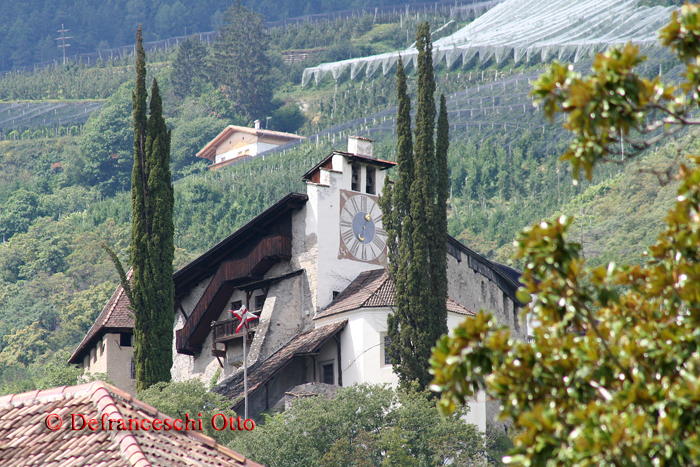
left=72, top=136, right=525, bottom=432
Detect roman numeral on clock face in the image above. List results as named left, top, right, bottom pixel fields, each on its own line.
left=360, top=196, right=367, bottom=212
left=371, top=235, right=385, bottom=250
left=342, top=229, right=355, bottom=245
left=350, top=240, right=360, bottom=257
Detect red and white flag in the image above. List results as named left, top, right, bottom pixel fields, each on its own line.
left=232, top=305, right=259, bottom=333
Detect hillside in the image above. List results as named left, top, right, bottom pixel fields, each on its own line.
left=0, top=2, right=691, bottom=393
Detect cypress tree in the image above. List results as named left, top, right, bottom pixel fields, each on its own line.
left=384, top=23, right=449, bottom=389
left=106, top=27, right=174, bottom=391
left=431, top=93, right=449, bottom=350
left=131, top=26, right=150, bottom=390
left=142, top=77, right=174, bottom=388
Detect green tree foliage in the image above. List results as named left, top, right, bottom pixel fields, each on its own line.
left=383, top=23, right=448, bottom=389
left=115, top=28, right=175, bottom=391
left=170, top=114, right=223, bottom=178
left=229, top=384, right=484, bottom=467
left=210, top=1, right=275, bottom=121
left=171, top=35, right=207, bottom=99
left=73, top=82, right=135, bottom=195
left=0, top=189, right=40, bottom=240
left=269, top=104, right=305, bottom=134
left=430, top=5, right=700, bottom=466
left=139, top=379, right=237, bottom=443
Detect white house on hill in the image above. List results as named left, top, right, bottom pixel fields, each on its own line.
left=197, top=122, right=304, bottom=170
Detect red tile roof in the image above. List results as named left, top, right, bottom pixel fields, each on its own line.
left=0, top=381, right=264, bottom=467
left=314, top=269, right=474, bottom=319
left=69, top=271, right=134, bottom=364
left=214, top=321, right=347, bottom=404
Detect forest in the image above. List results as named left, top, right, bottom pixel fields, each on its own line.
left=0, top=0, right=688, bottom=409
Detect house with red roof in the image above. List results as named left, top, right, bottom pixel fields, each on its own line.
left=197, top=122, right=304, bottom=170
left=0, top=381, right=263, bottom=467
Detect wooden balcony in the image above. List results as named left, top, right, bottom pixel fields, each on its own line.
left=212, top=318, right=258, bottom=343
left=176, top=234, right=291, bottom=355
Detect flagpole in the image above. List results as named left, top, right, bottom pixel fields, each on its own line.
left=233, top=305, right=257, bottom=421
left=243, top=323, right=248, bottom=420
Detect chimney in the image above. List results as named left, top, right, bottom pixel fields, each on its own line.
left=347, top=135, right=373, bottom=157
left=254, top=119, right=261, bottom=130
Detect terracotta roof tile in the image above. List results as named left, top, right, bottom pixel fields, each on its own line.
left=69, top=271, right=134, bottom=364
left=214, top=321, right=347, bottom=404
left=315, top=269, right=474, bottom=319
left=0, top=381, right=264, bottom=467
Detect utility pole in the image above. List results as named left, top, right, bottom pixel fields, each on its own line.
left=55, top=24, right=73, bottom=65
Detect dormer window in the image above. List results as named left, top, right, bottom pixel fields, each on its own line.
left=366, top=166, right=376, bottom=194
left=351, top=164, right=360, bottom=191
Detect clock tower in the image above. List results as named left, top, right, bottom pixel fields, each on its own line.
left=301, top=136, right=396, bottom=312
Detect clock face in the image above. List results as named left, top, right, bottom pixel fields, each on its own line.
left=339, top=191, right=387, bottom=263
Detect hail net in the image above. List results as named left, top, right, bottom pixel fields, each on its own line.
left=302, top=0, right=676, bottom=87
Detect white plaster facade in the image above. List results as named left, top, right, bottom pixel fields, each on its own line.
left=83, top=332, right=137, bottom=396
left=315, top=307, right=487, bottom=431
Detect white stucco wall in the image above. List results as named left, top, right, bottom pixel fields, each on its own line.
left=215, top=142, right=279, bottom=163
left=305, top=153, right=390, bottom=315
left=315, top=308, right=486, bottom=432
left=83, top=333, right=136, bottom=396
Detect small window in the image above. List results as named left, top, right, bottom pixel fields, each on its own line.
left=384, top=335, right=392, bottom=365
left=332, top=291, right=340, bottom=300
left=130, top=359, right=136, bottom=380
left=481, top=281, right=487, bottom=300
left=351, top=164, right=360, bottom=191
left=366, top=166, right=376, bottom=194
left=231, top=300, right=242, bottom=311
left=322, top=363, right=334, bottom=384
left=120, top=332, right=132, bottom=347
left=245, top=149, right=250, bottom=155
left=254, top=295, right=265, bottom=311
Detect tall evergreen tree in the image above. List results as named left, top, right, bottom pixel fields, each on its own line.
left=210, top=0, right=274, bottom=121
left=131, top=26, right=150, bottom=390
left=171, top=35, right=207, bottom=99
left=106, top=27, right=174, bottom=391
left=384, top=23, right=449, bottom=389
left=431, top=93, right=449, bottom=348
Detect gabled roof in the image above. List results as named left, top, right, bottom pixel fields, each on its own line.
left=213, top=321, right=347, bottom=404
left=0, top=381, right=263, bottom=467
left=197, top=125, right=304, bottom=161
left=69, top=271, right=133, bottom=364
left=446, top=236, right=525, bottom=306
left=173, top=192, right=308, bottom=295
left=301, top=150, right=396, bottom=183
left=314, top=269, right=474, bottom=320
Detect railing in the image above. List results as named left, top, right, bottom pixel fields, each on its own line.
left=212, top=318, right=259, bottom=343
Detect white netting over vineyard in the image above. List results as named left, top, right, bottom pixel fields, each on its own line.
left=302, top=0, right=676, bottom=87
